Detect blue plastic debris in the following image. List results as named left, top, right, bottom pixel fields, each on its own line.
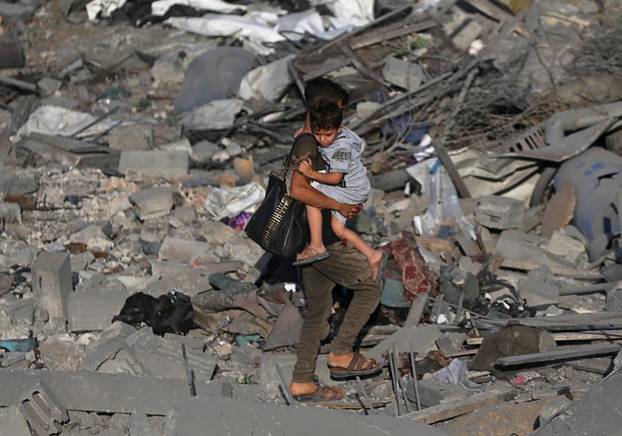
left=0, top=337, right=38, bottom=352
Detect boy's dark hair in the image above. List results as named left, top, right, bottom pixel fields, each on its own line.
left=304, top=77, right=350, bottom=108
left=309, top=100, right=343, bottom=131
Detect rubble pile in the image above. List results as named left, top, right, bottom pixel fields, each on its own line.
left=1, top=0, right=622, bottom=434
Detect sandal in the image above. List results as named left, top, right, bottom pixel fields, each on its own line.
left=293, top=385, right=345, bottom=402
left=328, top=353, right=383, bottom=381
left=293, top=246, right=330, bottom=267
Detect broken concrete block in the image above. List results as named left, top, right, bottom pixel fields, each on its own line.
left=0, top=406, right=31, bottom=436
left=546, top=229, right=586, bottom=265
left=67, top=289, right=128, bottom=332
left=471, top=325, right=557, bottom=372
left=368, top=325, right=442, bottom=362
left=70, top=224, right=112, bottom=251
left=518, top=267, right=560, bottom=308
left=382, top=56, right=425, bottom=91
left=122, top=328, right=217, bottom=382
left=406, top=377, right=468, bottom=408
left=0, top=2, right=35, bottom=20
left=263, top=303, right=303, bottom=351
left=118, top=150, right=189, bottom=179
left=159, top=237, right=211, bottom=263
left=474, top=196, right=526, bottom=230
left=0, top=202, right=21, bottom=223
left=496, top=229, right=573, bottom=271
left=191, top=140, right=219, bottom=164
left=172, top=206, right=195, bottom=225
left=0, top=368, right=226, bottom=414
left=0, top=171, right=38, bottom=195
left=538, top=395, right=572, bottom=427
left=129, top=187, right=175, bottom=221
left=31, top=252, right=72, bottom=329
left=70, top=251, right=95, bottom=271
left=39, top=335, right=83, bottom=371
left=5, top=298, right=35, bottom=325
left=108, top=124, right=154, bottom=151
left=19, top=381, right=69, bottom=436
left=443, top=9, right=482, bottom=51
left=36, top=77, right=62, bottom=97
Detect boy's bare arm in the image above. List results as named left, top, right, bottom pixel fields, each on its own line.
left=290, top=171, right=360, bottom=218
left=297, top=158, right=343, bottom=185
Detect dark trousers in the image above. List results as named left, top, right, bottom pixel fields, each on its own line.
left=292, top=241, right=381, bottom=383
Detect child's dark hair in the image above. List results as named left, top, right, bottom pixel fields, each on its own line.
left=309, top=100, right=343, bottom=131
left=304, top=78, right=350, bottom=108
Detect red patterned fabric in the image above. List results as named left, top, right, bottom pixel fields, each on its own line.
left=386, top=231, right=438, bottom=301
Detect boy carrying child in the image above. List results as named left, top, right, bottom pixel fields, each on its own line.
left=292, top=79, right=388, bottom=283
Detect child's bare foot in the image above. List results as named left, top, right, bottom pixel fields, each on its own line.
left=369, top=250, right=388, bottom=282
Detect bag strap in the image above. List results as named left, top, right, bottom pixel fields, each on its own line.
left=281, top=143, right=296, bottom=180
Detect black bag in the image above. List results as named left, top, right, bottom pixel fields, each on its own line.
left=245, top=153, right=308, bottom=257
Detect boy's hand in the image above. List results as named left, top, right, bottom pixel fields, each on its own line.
left=338, top=203, right=362, bottom=219
left=297, top=159, right=314, bottom=178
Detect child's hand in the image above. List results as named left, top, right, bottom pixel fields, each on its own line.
left=297, top=159, right=314, bottom=178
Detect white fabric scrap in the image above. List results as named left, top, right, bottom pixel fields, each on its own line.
left=12, top=105, right=119, bottom=142
left=238, top=55, right=293, bottom=102
left=165, top=13, right=285, bottom=46
left=86, top=0, right=126, bottom=20
left=277, top=10, right=347, bottom=40
left=204, top=182, right=266, bottom=220
left=152, top=0, right=245, bottom=16
left=328, top=0, right=374, bottom=26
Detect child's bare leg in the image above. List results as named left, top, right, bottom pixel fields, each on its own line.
left=306, top=204, right=326, bottom=254
left=330, top=217, right=383, bottom=271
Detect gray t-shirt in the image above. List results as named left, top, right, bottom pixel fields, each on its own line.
left=316, top=127, right=370, bottom=205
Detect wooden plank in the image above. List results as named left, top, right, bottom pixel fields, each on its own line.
left=339, top=42, right=388, bottom=87
left=400, top=387, right=516, bottom=424
left=499, top=259, right=602, bottom=280
left=495, top=343, right=621, bottom=367
left=467, top=331, right=622, bottom=346
left=350, top=19, right=437, bottom=50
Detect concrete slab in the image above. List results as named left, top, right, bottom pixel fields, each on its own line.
left=0, top=406, right=31, bottom=436
left=123, top=328, right=217, bottom=382
left=535, top=368, right=622, bottom=435
left=67, top=289, right=129, bottom=332
left=129, top=187, right=175, bottom=221
left=172, top=395, right=448, bottom=436
left=158, top=237, right=211, bottom=263
left=0, top=369, right=224, bottom=414
left=31, top=251, right=72, bottom=330
left=0, top=202, right=21, bottom=223
left=108, top=124, right=153, bottom=151
left=119, top=150, right=189, bottom=179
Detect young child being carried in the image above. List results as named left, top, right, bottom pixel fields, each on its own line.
left=293, top=99, right=387, bottom=281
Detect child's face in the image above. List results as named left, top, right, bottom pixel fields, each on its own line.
left=312, top=127, right=339, bottom=147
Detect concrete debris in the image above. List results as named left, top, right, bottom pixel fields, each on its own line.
left=2, top=0, right=622, bottom=433
left=129, top=187, right=175, bottom=220
left=108, top=124, right=154, bottom=151
left=31, top=252, right=72, bottom=330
